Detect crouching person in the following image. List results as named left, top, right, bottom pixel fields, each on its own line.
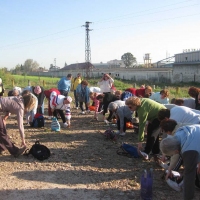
left=0, top=94, right=36, bottom=157
left=50, top=91, right=72, bottom=128
left=108, top=101, right=133, bottom=136
left=160, top=124, right=200, bottom=200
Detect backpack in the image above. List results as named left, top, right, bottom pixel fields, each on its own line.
left=104, top=129, right=117, bottom=141
left=121, top=91, right=133, bottom=101
left=117, top=143, right=139, bottom=158
left=25, top=141, right=50, bottom=161
left=31, top=113, right=45, bottom=128
left=51, top=116, right=60, bottom=131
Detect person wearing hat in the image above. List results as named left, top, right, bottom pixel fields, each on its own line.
left=0, top=78, right=5, bottom=97
left=50, top=91, right=72, bottom=128
left=57, top=74, right=72, bottom=97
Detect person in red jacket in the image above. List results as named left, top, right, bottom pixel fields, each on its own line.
left=44, top=88, right=60, bottom=119
left=125, top=85, right=152, bottom=98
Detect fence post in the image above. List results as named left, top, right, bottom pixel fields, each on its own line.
left=153, top=85, right=156, bottom=90
left=133, top=83, right=137, bottom=88
left=28, top=80, right=31, bottom=86
left=176, top=87, right=180, bottom=95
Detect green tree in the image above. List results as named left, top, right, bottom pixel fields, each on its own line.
left=24, top=59, right=39, bottom=72
left=121, top=52, right=137, bottom=68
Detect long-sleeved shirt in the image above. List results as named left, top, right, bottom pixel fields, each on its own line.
left=170, top=106, right=200, bottom=124
left=183, top=98, right=195, bottom=109
left=137, top=98, right=166, bottom=142
left=98, top=78, right=114, bottom=93
left=76, top=84, right=90, bottom=103
left=0, top=96, right=25, bottom=139
left=71, top=77, right=82, bottom=90
left=150, top=92, right=169, bottom=104
left=57, top=77, right=71, bottom=92
left=116, top=105, right=133, bottom=128
left=175, top=125, right=200, bottom=162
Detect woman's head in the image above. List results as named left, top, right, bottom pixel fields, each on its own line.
left=23, top=94, right=37, bottom=112
left=21, top=90, right=31, bottom=96
left=96, top=94, right=104, bottom=102
left=115, top=90, right=122, bottom=99
left=34, top=86, right=42, bottom=95
left=108, top=102, right=118, bottom=112
left=188, top=86, right=200, bottom=98
left=174, top=98, right=184, bottom=106
left=81, top=80, right=88, bottom=87
left=160, top=137, right=180, bottom=156
left=125, top=97, right=141, bottom=111
left=160, top=89, right=169, bottom=99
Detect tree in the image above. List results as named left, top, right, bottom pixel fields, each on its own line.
left=121, top=52, right=137, bottom=68
left=23, top=59, right=39, bottom=72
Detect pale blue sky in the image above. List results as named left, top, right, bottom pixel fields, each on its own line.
left=0, top=0, right=200, bottom=69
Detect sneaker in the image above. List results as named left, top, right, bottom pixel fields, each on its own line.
left=104, top=119, right=109, bottom=124
left=63, top=122, right=68, bottom=128
left=119, top=132, right=126, bottom=136
left=76, top=107, right=79, bottom=110
left=166, top=179, right=182, bottom=192
left=139, top=151, right=149, bottom=160
left=81, top=111, right=85, bottom=114
left=14, top=146, right=26, bottom=158
left=48, top=116, right=52, bottom=120
left=86, top=110, right=90, bottom=113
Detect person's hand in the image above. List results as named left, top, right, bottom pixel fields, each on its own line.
left=21, top=138, right=26, bottom=147
left=165, top=169, right=172, bottom=180
left=197, top=162, right=200, bottom=174
left=51, top=108, right=54, bottom=113
left=138, top=142, right=143, bottom=151
left=3, top=119, right=6, bottom=125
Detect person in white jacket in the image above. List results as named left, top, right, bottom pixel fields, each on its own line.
left=98, top=73, right=114, bottom=93
left=50, top=91, right=72, bottom=128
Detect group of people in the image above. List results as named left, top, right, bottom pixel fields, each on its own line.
left=1, top=73, right=200, bottom=199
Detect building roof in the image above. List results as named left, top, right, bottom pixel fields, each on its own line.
left=60, top=62, right=94, bottom=71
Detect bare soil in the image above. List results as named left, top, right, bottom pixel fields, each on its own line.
left=0, top=108, right=199, bottom=200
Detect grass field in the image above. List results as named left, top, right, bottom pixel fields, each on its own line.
left=4, top=74, right=200, bottom=100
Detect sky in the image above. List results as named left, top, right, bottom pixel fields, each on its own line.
left=0, top=0, right=200, bottom=70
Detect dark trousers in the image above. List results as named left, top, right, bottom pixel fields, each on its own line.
left=74, top=90, right=79, bottom=108
left=144, top=118, right=161, bottom=155
left=80, top=102, right=88, bottom=111
left=53, top=109, right=66, bottom=123
left=0, top=116, right=19, bottom=155
left=117, top=117, right=129, bottom=132
left=182, top=150, right=198, bottom=200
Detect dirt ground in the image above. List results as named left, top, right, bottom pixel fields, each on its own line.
left=0, top=107, right=200, bottom=200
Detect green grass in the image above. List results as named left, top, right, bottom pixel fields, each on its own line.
left=4, top=74, right=200, bottom=100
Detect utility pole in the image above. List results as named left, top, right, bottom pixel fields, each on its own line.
left=82, top=21, right=92, bottom=77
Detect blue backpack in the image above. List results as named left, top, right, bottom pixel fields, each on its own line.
left=117, top=143, right=139, bottom=158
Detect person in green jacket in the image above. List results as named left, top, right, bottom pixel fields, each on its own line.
left=71, top=73, right=82, bottom=109
left=125, top=97, right=166, bottom=159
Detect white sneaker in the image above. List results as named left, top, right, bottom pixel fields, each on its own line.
left=48, top=116, right=52, bottom=120
left=104, top=119, right=109, bottom=124
left=166, top=179, right=181, bottom=192
left=119, top=132, right=126, bottom=136
left=139, top=151, right=149, bottom=160
left=63, top=122, right=68, bottom=128
left=76, top=107, right=79, bottom=110
left=81, top=111, right=85, bottom=114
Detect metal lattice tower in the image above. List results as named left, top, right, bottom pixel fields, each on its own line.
left=82, top=21, right=92, bottom=63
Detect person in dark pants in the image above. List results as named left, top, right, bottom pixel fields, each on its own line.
left=96, top=93, right=119, bottom=123
left=125, top=97, right=166, bottom=159
left=160, top=124, right=200, bottom=200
